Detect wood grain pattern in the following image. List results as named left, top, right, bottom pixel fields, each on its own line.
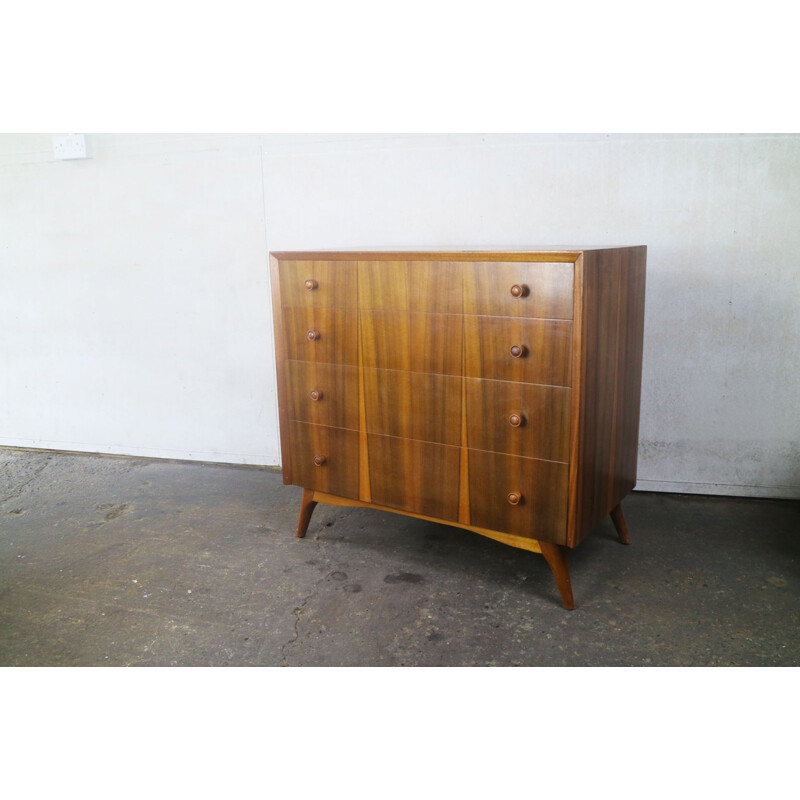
left=361, top=311, right=463, bottom=376
left=567, top=246, right=647, bottom=546
left=364, top=368, right=462, bottom=446
left=465, top=378, right=571, bottom=462
left=467, top=449, right=569, bottom=545
left=458, top=330, right=470, bottom=524
left=311, top=491, right=542, bottom=554
left=367, top=434, right=461, bottom=521
left=464, top=315, right=572, bottom=386
left=613, top=255, right=647, bottom=506
left=285, top=361, right=359, bottom=430
left=463, top=261, right=574, bottom=319
left=566, top=253, right=585, bottom=544
left=279, top=259, right=357, bottom=309
left=357, top=310, right=371, bottom=502
left=288, top=422, right=359, bottom=500
left=283, top=307, right=358, bottom=366
left=359, top=260, right=463, bottom=313
left=273, top=250, right=584, bottom=262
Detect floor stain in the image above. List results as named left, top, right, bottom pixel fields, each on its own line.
left=384, top=572, right=424, bottom=584
left=96, top=503, right=131, bottom=521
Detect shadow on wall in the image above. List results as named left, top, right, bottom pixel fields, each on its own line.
left=637, top=439, right=800, bottom=499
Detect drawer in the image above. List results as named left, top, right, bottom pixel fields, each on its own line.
left=464, top=316, right=572, bottom=386
left=279, top=260, right=357, bottom=309
left=364, top=368, right=461, bottom=446
left=467, top=450, right=568, bottom=545
left=465, top=378, right=571, bottom=462
left=463, top=261, right=573, bottom=319
left=288, top=422, right=359, bottom=499
left=283, top=307, right=358, bottom=366
left=359, top=260, right=463, bottom=314
left=368, top=434, right=461, bottom=521
left=361, top=311, right=462, bottom=376
left=286, top=361, right=359, bottom=430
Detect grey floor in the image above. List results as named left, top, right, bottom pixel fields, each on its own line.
left=1, top=447, right=797, bottom=666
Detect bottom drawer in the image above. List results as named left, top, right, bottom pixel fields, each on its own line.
left=289, top=421, right=359, bottom=499
left=468, top=450, right=568, bottom=545
left=367, top=434, right=461, bottom=522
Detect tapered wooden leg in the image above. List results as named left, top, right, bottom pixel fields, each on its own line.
left=539, top=542, right=575, bottom=610
left=610, top=503, right=630, bottom=545
left=296, top=488, right=318, bottom=538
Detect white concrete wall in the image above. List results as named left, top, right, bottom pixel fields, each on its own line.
left=1, top=133, right=798, bottom=498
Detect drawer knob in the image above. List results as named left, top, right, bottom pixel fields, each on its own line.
left=510, top=284, right=528, bottom=298
left=304, top=279, right=318, bottom=290
left=313, top=455, right=327, bottom=467
left=508, top=413, right=525, bottom=427
left=307, top=329, right=321, bottom=341
left=507, top=491, right=523, bottom=505
left=309, top=389, right=323, bottom=401
left=509, top=344, right=527, bottom=358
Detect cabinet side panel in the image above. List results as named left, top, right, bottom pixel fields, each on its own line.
left=615, top=248, right=647, bottom=502
left=571, top=247, right=647, bottom=546
left=269, top=255, right=293, bottom=484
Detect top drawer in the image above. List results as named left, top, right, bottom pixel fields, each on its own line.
left=358, top=260, right=463, bottom=314
left=279, top=260, right=357, bottom=309
left=463, top=262, right=573, bottom=320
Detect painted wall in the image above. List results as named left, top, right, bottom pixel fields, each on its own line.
left=1, top=133, right=798, bottom=498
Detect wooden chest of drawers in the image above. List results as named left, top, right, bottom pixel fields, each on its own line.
left=269, top=248, right=647, bottom=608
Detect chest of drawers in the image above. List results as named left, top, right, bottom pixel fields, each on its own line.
left=269, top=248, right=647, bottom=609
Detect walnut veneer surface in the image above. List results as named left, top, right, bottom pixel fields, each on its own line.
left=269, top=248, right=647, bottom=608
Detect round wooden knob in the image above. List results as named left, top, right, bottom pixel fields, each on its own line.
left=309, top=389, right=323, bottom=401
left=510, top=284, right=527, bottom=298
left=313, top=455, right=327, bottom=467
left=307, top=329, right=320, bottom=341
left=507, top=492, right=523, bottom=505
left=508, top=413, right=524, bottom=427
left=304, top=279, right=318, bottom=290
left=509, top=344, right=527, bottom=358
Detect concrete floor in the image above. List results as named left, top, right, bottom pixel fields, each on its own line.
left=0, top=447, right=797, bottom=666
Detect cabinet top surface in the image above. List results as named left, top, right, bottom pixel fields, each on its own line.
left=270, top=246, right=646, bottom=262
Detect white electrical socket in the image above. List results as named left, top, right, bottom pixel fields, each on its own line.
left=53, top=134, right=91, bottom=160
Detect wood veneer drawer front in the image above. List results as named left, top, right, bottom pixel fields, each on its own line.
left=364, top=368, right=461, bottom=446
left=283, top=308, right=358, bottom=366
left=464, top=316, right=572, bottom=386
left=286, top=361, right=358, bottom=430
left=361, top=311, right=462, bottom=376
left=288, top=422, right=359, bottom=499
left=358, top=260, right=463, bottom=314
left=465, top=378, right=571, bottom=462
left=367, top=434, right=460, bottom=521
left=468, top=450, right=568, bottom=545
left=464, top=261, right=574, bottom=319
left=279, top=260, right=357, bottom=309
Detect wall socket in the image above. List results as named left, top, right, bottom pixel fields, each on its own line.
left=53, top=134, right=91, bottom=160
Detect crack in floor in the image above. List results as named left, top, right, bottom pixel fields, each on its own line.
left=278, top=508, right=343, bottom=666
left=280, top=589, right=318, bottom=666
